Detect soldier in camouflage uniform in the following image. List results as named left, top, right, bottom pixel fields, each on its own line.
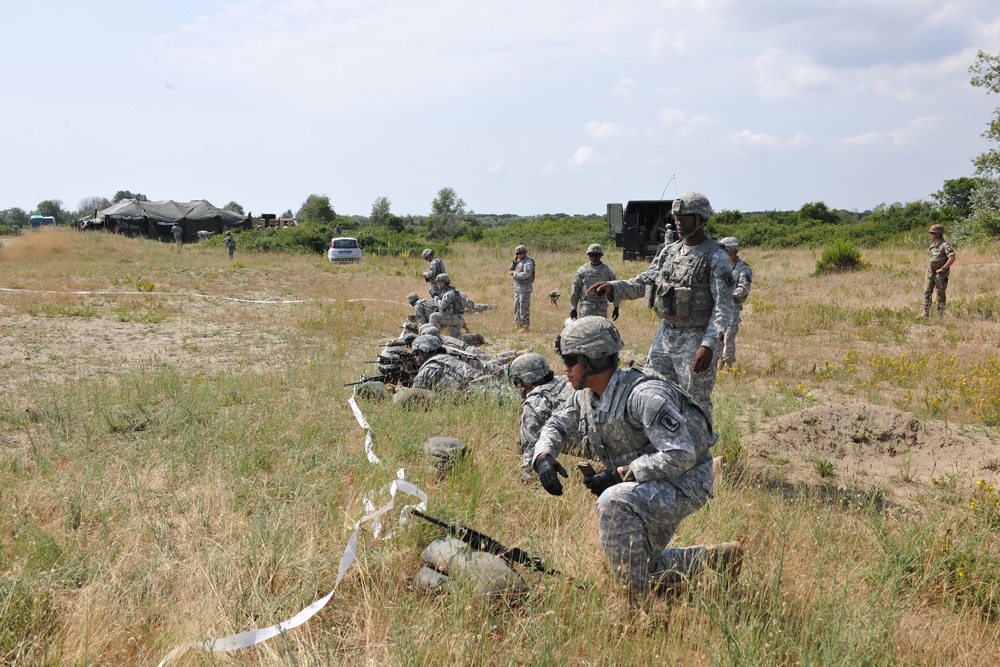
left=570, top=243, right=619, bottom=320
left=921, top=224, right=956, bottom=318
left=531, top=317, right=741, bottom=599
left=410, top=335, right=512, bottom=398
left=429, top=274, right=465, bottom=337
left=407, top=293, right=439, bottom=325
left=590, top=192, right=734, bottom=419
left=718, top=237, right=752, bottom=369
left=507, top=353, right=580, bottom=480
left=422, top=249, right=446, bottom=297
left=509, top=245, right=535, bottom=332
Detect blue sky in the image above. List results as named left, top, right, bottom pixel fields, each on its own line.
left=3, top=0, right=1000, bottom=217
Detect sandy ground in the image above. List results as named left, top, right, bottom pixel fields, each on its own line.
left=744, top=402, right=1000, bottom=511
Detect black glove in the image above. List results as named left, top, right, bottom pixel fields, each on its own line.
left=612, top=306, right=620, bottom=321
left=535, top=455, right=568, bottom=496
left=582, top=466, right=624, bottom=496
left=570, top=309, right=578, bottom=319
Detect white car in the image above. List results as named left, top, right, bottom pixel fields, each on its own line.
left=328, top=237, right=362, bottom=263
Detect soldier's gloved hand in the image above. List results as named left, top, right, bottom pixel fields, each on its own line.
left=535, top=455, right=568, bottom=496
left=570, top=309, right=578, bottom=320
left=612, top=306, right=620, bottom=321
left=582, top=466, right=624, bottom=496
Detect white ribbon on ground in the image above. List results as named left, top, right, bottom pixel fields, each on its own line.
left=0, top=286, right=408, bottom=307
left=155, top=403, right=424, bottom=666
left=348, top=394, right=381, bottom=464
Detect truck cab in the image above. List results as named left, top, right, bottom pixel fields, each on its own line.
left=606, top=200, right=678, bottom=260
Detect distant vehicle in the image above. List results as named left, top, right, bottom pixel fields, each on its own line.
left=606, top=200, right=678, bottom=260
left=328, top=237, right=362, bottom=263
left=29, top=215, right=57, bottom=229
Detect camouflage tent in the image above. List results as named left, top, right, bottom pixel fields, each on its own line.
left=79, top=199, right=251, bottom=242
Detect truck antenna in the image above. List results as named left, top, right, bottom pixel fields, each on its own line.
left=659, top=174, right=677, bottom=201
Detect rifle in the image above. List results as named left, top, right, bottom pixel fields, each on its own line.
left=411, top=508, right=557, bottom=575
left=344, top=365, right=416, bottom=386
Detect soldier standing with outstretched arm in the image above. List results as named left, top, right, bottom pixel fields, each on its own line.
left=588, top=192, right=733, bottom=419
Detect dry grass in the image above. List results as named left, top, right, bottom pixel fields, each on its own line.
left=1, top=227, right=999, bottom=665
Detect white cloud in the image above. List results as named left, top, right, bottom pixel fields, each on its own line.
left=751, top=48, right=833, bottom=99
left=568, top=146, right=610, bottom=169
left=842, top=116, right=942, bottom=148
left=489, top=161, right=503, bottom=174
left=614, top=77, right=635, bottom=96
left=729, top=130, right=810, bottom=148
left=585, top=121, right=625, bottom=139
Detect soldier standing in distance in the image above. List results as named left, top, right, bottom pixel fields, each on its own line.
left=570, top=243, right=619, bottom=320
left=717, top=237, right=752, bottom=370
left=921, top=224, right=956, bottom=318
left=422, top=249, right=446, bottom=297
left=224, top=231, right=236, bottom=260
left=510, top=245, right=535, bottom=332
left=589, top=192, right=734, bottom=419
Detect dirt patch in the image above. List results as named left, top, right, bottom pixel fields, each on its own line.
left=745, top=403, right=1000, bottom=509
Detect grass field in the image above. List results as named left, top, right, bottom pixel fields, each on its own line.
left=1, top=227, right=1000, bottom=665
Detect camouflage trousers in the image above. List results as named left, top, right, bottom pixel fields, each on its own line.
left=647, top=321, right=717, bottom=420
left=579, top=299, right=610, bottom=319
left=513, top=291, right=531, bottom=328
left=719, top=309, right=742, bottom=364
left=922, top=273, right=949, bottom=310
left=596, top=471, right=711, bottom=594
left=429, top=312, right=464, bottom=337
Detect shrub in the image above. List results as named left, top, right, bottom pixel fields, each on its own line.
left=815, top=240, right=863, bottom=274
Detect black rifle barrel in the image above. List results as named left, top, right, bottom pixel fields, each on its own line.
left=411, top=509, right=556, bottom=575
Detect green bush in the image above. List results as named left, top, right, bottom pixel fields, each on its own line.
left=815, top=240, right=863, bottom=274
left=477, top=215, right=610, bottom=253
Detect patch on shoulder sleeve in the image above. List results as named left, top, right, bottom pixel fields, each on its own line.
left=658, top=411, right=680, bottom=432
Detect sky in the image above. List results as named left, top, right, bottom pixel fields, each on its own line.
left=3, top=0, right=1000, bottom=217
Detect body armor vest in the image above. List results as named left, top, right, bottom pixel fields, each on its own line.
left=650, top=241, right=720, bottom=327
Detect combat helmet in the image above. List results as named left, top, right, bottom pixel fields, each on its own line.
left=436, top=273, right=451, bottom=285
left=587, top=243, right=605, bottom=256
left=719, top=237, right=740, bottom=254
left=418, top=324, right=441, bottom=337
left=411, top=334, right=443, bottom=355
left=507, top=353, right=553, bottom=388
left=407, top=293, right=419, bottom=305
left=422, top=248, right=434, bottom=260
left=556, top=316, right=624, bottom=387
left=929, top=224, right=945, bottom=235
left=672, top=192, right=714, bottom=220
left=514, top=245, right=527, bottom=255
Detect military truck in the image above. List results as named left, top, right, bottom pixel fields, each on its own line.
left=606, top=200, right=678, bottom=261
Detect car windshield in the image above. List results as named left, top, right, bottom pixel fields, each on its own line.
left=333, top=239, right=358, bottom=249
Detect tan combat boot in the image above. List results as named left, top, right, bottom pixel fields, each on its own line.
left=919, top=305, right=930, bottom=318
left=705, top=541, right=744, bottom=587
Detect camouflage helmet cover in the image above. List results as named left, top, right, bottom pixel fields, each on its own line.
left=672, top=191, right=713, bottom=220
left=418, top=323, right=441, bottom=337
left=929, top=224, right=945, bottom=235
left=556, top=316, right=624, bottom=361
left=587, top=243, right=605, bottom=256
left=412, top=334, right=443, bottom=354
left=514, top=245, right=527, bottom=255
left=435, top=273, right=451, bottom=285
left=422, top=248, right=434, bottom=259
left=719, top=237, right=740, bottom=254
left=507, top=352, right=552, bottom=387
left=407, top=292, right=419, bottom=305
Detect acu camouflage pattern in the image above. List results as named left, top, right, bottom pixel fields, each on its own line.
left=721, top=258, right=752, bottom=364
left=532, top=367, right=716, bottom=593
left=570, top=261, right=618, bottom=318
left=412, top=297, right=438, bottom=325
left=423, top=257, right=445, bottom=283
left=608, top=238, right=735, bottom=417
left=512, top=255, right=535, bottom=327
left=430, top=285, right=465, bottom=336
left=412, top=354, right=514, bottom=399
left=518, top=376, right=581, bottom=474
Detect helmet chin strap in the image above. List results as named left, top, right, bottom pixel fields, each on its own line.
left=575, top=356, right=614, bottom=390
left=678, top=216, right=706, bottom=240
